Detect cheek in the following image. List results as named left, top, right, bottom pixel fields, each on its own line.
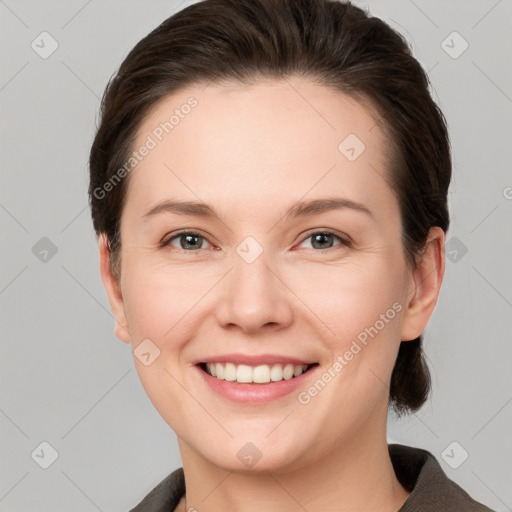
left=292, top=257, right=405, bottom=336
left=120, top=257, right=229, bottom=384
left=289, top=258, right=406, bottom=403
left=123, top=265, right=199, bottom=343
left=121, top=264, right=207, bottom=424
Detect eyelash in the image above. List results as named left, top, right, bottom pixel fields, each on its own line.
left=160, top=230, right=352, bottom=253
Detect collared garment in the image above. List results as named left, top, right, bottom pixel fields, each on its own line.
left=130, top=444, right=495, bottom=511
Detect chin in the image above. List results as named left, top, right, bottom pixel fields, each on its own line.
left=197, top=437, right=312, bottom=475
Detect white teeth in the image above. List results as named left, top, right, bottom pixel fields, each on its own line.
left=236, top=364, right=253, bottom=383
left=204, top=362, right=310, bottom=383
left=283, top=364, right=295, bottom=380
left=224, top=362, right=237, bottom=381
left=253, top=365, right=270, bottom=383
left=293, top=365, right=304, bottom=377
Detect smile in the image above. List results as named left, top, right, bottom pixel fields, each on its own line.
left=199, top=362, right=317, bottom=384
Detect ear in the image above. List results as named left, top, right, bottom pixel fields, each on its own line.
left=98, top=233, right=130, bottom=344
left=401, top=227, right=446, bottom=342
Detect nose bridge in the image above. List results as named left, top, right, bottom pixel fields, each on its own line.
left=215, top=244, right=293, bottom=333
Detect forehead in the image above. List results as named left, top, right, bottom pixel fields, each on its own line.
left=125, top=77, right=394, bottom=218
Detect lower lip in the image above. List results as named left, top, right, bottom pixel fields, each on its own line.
left=194, top=364, right=318, bottom=404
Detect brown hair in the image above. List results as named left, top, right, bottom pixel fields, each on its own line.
left=89, top=0, right=451, bottom=414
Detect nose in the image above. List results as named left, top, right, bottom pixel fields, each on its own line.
left=215, top=250, right=294, bottom=335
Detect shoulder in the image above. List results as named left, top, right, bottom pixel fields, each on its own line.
left=129, top=467, right=185, bottom=512
left=389, top=443, right=495, bottom=512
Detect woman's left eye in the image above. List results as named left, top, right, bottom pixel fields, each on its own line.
left=297, top=231, right=351, bottom=251
left=161, top=230, right=350, bottom=252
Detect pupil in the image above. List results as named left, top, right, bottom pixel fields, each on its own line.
left=182, top=234, right=201, bottom=249
left=312, top=233, right=332, bottom=249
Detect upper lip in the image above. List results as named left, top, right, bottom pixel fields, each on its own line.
left=192, top=354, right=317, bottom=366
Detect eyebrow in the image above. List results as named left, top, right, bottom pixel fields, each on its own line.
left=141, top=197, right=373, bottom=222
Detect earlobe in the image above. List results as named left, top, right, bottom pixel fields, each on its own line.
left=98, top=234, right=131, bottom=344
left=401, top=227, right=445, bottom=342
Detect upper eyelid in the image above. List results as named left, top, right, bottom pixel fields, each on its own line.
left=295, top=230, right=352, bottom=250
left=162, top=229, right=214, bottom=245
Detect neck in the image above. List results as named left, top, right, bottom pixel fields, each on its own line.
left=177, top=421, right=409, bottom=512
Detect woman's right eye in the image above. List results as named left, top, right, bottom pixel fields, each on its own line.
left=161, top=232, right=213, bottom=251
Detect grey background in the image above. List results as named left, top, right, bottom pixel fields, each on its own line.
left=1, top=0, right=511, bottom=510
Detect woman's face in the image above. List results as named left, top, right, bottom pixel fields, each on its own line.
left=103, top=78, right=428, bottom=473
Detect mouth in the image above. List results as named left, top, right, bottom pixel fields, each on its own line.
left=197, top=361, right=319, bottom=384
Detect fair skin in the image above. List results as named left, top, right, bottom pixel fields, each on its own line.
left=99, top=77, right=445, bottom=512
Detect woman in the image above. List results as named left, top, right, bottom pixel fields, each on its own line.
left=89, top=0, right=495, bottom=510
